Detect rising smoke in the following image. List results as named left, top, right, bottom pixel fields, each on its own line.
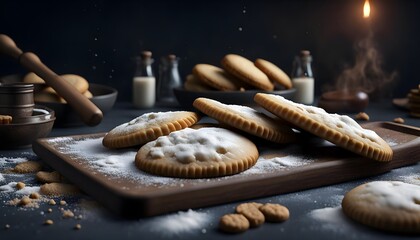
left=334, top=30, right=398, bottom=99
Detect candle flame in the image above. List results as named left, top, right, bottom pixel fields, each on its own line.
left=363, top=0, right=371, bottom=18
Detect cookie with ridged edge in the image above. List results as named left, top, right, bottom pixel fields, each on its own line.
left=102, top=111, right=200, bottom=149
left=192, top=64, right=244, bottom=91
left=342, top=181, right=420, bottom=234
left=0, top=115, right=12, bottom=124
left=193, top=97, right=297, bottom=144
left=221, top=54, right=274, bottom=91
left=135, top=127, right=259, bottom=178
left=254, top=58, right=292, bottom=89
left=254, top=93, right=393, bottom=161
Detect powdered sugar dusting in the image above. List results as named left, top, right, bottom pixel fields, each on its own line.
left=142, top=209, right=211, bottom=236
left=47, top=136, right=315, bottom=187
left=0, top=182, right=40, bottom=194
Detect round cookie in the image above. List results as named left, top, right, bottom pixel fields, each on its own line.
left=184, top=74, right=214, bottom=92
left=342, top=181, right=420, bottom=234
left=23, top=72, right=89, bottom=94
left=254, top=58, right=292, bottom=89
left=235, top=202, right=265, bottom=227
left=135, top=127, right=259, bottom=178
left=259, top=203, right=289, bottom=222
left=221, top=54, right=274, bottom=91
left=193, top=97, right=297, bottom=144
left=254, top=93, right=393, bottom=162
left=102, top=111, right=201, bottom=149
left=192, top=64, right=243, bottom=91
left=219, top=214, right=250, bottom=233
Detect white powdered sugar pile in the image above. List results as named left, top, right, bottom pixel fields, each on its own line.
left=49, top=137, right=315, bottom=187
left=0, top=182, right=40, bottom=195
left=142, top=209, right=211, bottom=236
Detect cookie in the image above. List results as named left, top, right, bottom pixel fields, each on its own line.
left=219, top=214, right=250, bottom=233
left=254, top=93, right=393, bottom=162
left=393, top=117, right=404, bottom=124
left=221, top=54, right=274, bottom=91
left=36, top=171, right=63, bottom=183
left=40, top=183, right=80, bottom=196
left=355, top=112, right=369, bottom=121
left=24, top=73, right=89, bottom=94
left=342, top=181, right=420, bottom=234
left=192, top=64, right=243, bottom=91
left=103, top=111, right=200, bottom=149
left=12, top=161, right=42, bottom=173
left=235, top=202, right=265, bottom=227
left=254, top=58, right=292, bottom=89
left=259, top=203, right=289, bottom=222
left=184, top=74, right=214, bottom=92
left=0, top=115, right=12, bottom=124
left=193, top=98, right=297, bottom=144
left=135, top=127, right=259, bottom=178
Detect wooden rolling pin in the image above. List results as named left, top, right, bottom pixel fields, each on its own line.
left=0, top=34, right=103, bottom=126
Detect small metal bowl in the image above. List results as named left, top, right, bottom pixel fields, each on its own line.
left=0, top=105, right=55, bottom=149
left=0, top=83, right=34, bottom=117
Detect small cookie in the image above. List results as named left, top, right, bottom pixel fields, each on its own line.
left=36, top=171, right=62, bottom=183
left=135, top=127, right=259, bottom=178
left=0, top=115, right=12, bottom=124
left=184, top=74, right=214, bottom=92
left=221, top=54, right=274, bottom=91
left=254, top=93, right=393, bottom=162
left=192, top=64, right=243, bottom=91
left=235, top=202, right=265, bottom=227
left=342, top=181, right=420, bottom=234
left=193, top=98, right=297, bottom=143
left=393, top=117, right=404, bottom=124
left=103, top=111, right=200, bottom=149
left=40, top=183, right=80, bottom=196
left=259, top=203, right=289, bottom=222
left=254, top=58, right=292, bottom=89
left=24, top=73, right=89, bottom=94
left=219, top=214, right=250, bottom=233
left=12, top=161, right=42, bottom=173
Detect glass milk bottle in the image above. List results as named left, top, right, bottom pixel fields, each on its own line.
left=291, top=50, right=315, bottom=104
left=132, top=51, right=155, bottom=108
left=157, top=54, right=181, bottom=103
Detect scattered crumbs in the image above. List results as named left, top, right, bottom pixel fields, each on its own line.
left=74, top=224, right=82, bottom=230
left=47, top=208, right=53, bottom=213
left=60, top=200, right=67, bottom=206
left=49, top=199, right=56, bottom=205
left=393, top=117, right=404, bottom=124
left=16, top=182, right=25, bottom=190
left=5, top=224, right=10, bottom=229
left=44, top=219, right=54, bottom=225
left=76, top=214, right=83, bottom=220
left=143, top=209, right=211, bottom=236
left=19, top=196, right=32, bottom=206
left=355, top=112, right=369, bottom=121
left=62, top=209, right=75, bottom=218
left=30, top=192, right=40, bottom=199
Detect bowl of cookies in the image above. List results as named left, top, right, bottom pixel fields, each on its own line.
left=1, top=73, right=118, bottom=127
left=174, top=54, right=295, bottom=110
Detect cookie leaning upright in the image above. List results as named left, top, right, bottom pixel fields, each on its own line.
left=254, top=58, right=292, bottom=89
left=254, top=93, right=393, bottom=161
left=102, top=111, right=200, bottom=149
left=193, top=97, right=297, bottom=144
left=135, top=127, right=259, bottom=178
left=342, top=181, right=420, bottom=234
left=221, top=54, right=274, bottom=91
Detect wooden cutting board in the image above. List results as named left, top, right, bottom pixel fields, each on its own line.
left=32, top=122, right=420, bottom=217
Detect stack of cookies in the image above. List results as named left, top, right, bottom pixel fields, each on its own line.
left=185, top=54, right=292, bottom=92
left=407, top=84, right=420, bottom=118
left=23, top=72, right=92, bottom=103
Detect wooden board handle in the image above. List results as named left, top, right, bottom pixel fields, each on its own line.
left=0, top=34, right=103, bottom=126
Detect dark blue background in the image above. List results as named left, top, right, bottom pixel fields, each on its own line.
left=0, top=0, right=417, bottom=101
